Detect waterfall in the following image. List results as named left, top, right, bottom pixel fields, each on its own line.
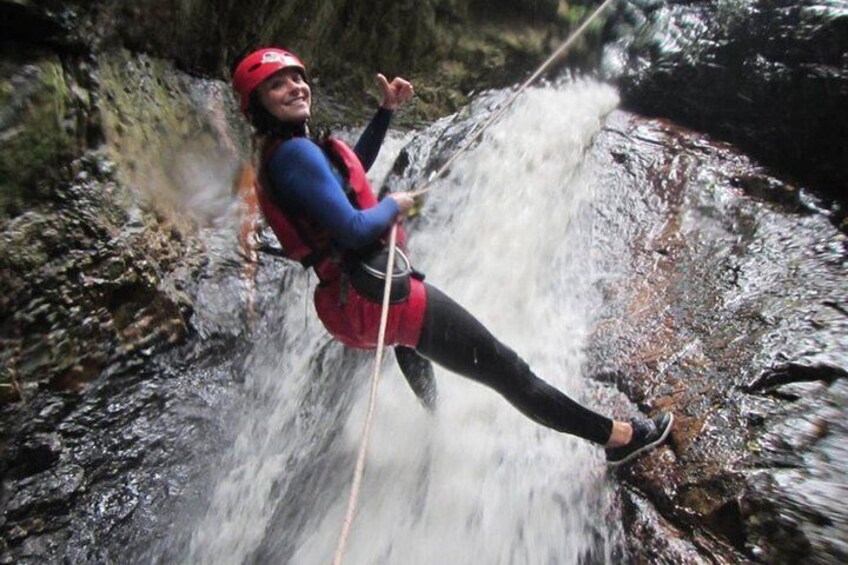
left=182, top=78, right=622, bottom=565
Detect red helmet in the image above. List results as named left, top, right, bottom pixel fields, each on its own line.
left=232, top=47, right=307, bottom=113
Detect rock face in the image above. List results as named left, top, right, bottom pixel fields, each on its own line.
left=603, top=0, right=848, bottom=216
left=598, top=1, right=848, bottom=552
left=586, top=111, right=847, bottom=562
left=0, top=41, right=235, bottom=402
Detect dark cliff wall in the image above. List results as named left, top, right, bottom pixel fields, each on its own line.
left=603, top=0, right=848, bottom=219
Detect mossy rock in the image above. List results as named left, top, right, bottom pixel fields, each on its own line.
left=0, top=48, right=80, bottom=217
left=96, top=49, right=241, bottom=227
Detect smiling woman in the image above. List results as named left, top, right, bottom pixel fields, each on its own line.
left=229, top=45, right=674, bottom=466
left=256, top=68, right=312, bottom=123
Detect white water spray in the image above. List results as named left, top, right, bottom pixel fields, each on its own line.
left=185, top=79, right=620, bottom=564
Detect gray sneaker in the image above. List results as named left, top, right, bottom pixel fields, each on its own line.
left=605, top=412, right=674, bottom=467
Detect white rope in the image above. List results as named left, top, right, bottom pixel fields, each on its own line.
left=332, top=1, right=615, bottom=562
left=411, top=0, right=615, bottom=198
left=332, top=225, right=398, bottom=565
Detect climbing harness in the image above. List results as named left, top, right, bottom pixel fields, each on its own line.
left=348, top=246, right=415, bottom=304
left=332, top=0, right=616, bottom=562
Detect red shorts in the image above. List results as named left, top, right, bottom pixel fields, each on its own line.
left=314, top=277, right=427, bottom=349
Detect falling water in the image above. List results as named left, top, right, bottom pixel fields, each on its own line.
left=181, top=78, right=621, bottom=564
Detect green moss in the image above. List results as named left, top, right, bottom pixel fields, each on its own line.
left=99, top=53, right=187, bottom=147
left=0, top=57, right=76, bottom=217
left=96, top=50, right=221, bottom=220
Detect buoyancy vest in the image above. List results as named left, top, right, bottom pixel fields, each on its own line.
left=255, top=136, right=405, bottom=282
left=255, top=135, right=426, bottom=350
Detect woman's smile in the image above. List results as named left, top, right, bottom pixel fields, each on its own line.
left=257, top=67, right=311, bottom=123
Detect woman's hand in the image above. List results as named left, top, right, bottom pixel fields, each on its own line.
left=377, top=74, right=414, bottom=110
left=388, top=191, right=415, bottom=215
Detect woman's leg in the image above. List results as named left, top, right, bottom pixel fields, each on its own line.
left=395, top=346, right=437, bottom=412
left=415, top=284, right=613, bottom=445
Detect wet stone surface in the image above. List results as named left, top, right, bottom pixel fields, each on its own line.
left=0, top=151, right=197, bottom=400
left=0, top=38, right=245, bottom=403
left=0, top=335, right=247, bottom=564
left=602, top=0, right=848, bottom=219
left=586, top=111, right=848, bottom=562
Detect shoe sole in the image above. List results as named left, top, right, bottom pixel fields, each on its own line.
left=607, top=413, right=675, bottom=468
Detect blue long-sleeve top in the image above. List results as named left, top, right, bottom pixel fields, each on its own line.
left=266, top=108, right=397, bottom=250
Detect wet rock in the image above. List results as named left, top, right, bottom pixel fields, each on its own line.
left=0, top=45, right=81, bottom=217
left=742, top=376, right=848, bottom=561
left=59, top=522, right=112, bottom=565
left=742, top=468, right=848, bottom=563
left=603, top=0, right=848, bottom=214
left=95, top=49, right=244, bottom=229
left=620, top=486, right=744, bottom=563
left=0, top=46, right=232, bottom=401
left=0, top=40, right=207, bottom=401
left=745, top=362, right=847, bottom=394
left=4, top=465, right=85, bottom=521
left=0, top=166, right=197, bottom=398
left=586, top=111, right=848, bottom=562
left=15, top=433, right=63, bottom=478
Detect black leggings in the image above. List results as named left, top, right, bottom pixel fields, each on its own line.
left=396, top=284, right=613, bottom=446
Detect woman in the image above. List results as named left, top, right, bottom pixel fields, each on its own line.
left=231, top=46, right=673, bottom=466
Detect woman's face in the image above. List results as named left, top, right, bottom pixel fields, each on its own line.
left=256, top=67, right=311, bottom=124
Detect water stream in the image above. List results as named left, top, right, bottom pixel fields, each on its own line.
left=170, top=79, right=622, bottom=564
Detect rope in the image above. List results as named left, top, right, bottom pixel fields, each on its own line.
left=411, top=0, right=615, bottom=198
left=333, top=225, right=399, bottom=565
left=332, top=2, right=615, bottom=562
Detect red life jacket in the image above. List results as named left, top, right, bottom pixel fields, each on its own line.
left=255, top=136, right=425, bottom=349
left=255, top=136, right=405, bottom=281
